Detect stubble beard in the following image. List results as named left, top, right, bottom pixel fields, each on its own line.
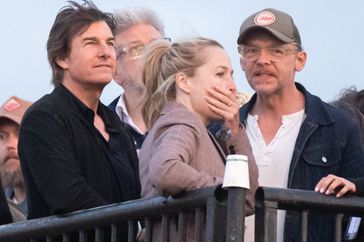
left=0, top=165, right=24, bottom=188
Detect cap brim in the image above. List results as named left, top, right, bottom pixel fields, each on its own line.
left=237, top=26, right=295, bottom=44
left=0, top=114, right=21, bottom=125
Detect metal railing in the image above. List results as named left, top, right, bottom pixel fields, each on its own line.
left=255, top=186, right=364, bottom=242
left=4, top=186, right=363, bottom=241
left=0, top=186, right=247, bottom=242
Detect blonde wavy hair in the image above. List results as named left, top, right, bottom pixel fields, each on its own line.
left=141, top=37, right=223, bottom=129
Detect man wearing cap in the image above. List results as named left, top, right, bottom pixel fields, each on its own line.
left=237, top=8, right=364, bottom=242
left=0, top=96, right=32, bottom=222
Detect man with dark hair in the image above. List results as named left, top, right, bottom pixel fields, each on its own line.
left=236, top=8, right=364, bottom=242
left=18, top=1, right=140, bottom=240
left=336, top=86, right=364, bottom=115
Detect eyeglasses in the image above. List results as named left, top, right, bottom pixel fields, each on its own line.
left=238, top=44, right=299, bottom=62
left=116, top=37, right=172, bottom=59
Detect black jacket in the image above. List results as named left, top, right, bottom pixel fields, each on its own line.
left=19, top=85, right=141, bottom=240
left=0, top=178, right=12, bottom=225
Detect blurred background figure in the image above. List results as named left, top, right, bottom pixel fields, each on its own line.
left=0, top=96, right=32, bottom=222
left=334, top=86, right=364, bottom=114
left=236, top=91, right=251, bottom=107
left=332, top=86, right=364, bottom=136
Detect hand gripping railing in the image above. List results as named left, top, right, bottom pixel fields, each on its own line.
left=255, top=186, right=364, bottom=242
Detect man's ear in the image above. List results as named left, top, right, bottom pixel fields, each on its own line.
left=175, top=72, right=191, bottom=94
left=55, top=57, right=69, bottom=70
left=295, top=51, right=307, bottom=72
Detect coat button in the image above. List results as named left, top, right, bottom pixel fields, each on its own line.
left=322, top=156, right=327, bottom=163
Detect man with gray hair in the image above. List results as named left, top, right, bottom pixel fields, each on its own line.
left=109, top=7, right=167, bottom=150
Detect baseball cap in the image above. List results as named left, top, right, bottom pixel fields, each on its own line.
left=237, top=8, right=301, bottom=47
left=0, top=96, right=32, bottom=125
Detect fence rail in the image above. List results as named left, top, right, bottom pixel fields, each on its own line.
left=2, top=186, right=364, bottom=242
left=0, top=186, right=247, bottom=242
left=255, top=186, right=364, bottom=242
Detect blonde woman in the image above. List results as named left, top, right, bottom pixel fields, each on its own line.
left=139, top=37, right=258, bottom=241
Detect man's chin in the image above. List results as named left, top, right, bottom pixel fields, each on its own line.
left=1, top=169, right=24, bottom=187
left=4, top=158, right=20, bottom=166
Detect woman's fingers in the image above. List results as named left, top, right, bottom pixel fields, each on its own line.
left=315, top=174, right=356, bottom=197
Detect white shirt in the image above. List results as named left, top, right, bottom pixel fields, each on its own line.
left=245, top=109, right=305, bottom=242
left=115, top=94, right=144, bottom=135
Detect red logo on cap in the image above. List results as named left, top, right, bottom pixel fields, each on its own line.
left=254, top=11, right=275, bottom=26
left=3, top=98, right=20, bottom=112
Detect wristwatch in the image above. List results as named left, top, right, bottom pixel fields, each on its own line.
left=217, top=126, right=232, bottom=141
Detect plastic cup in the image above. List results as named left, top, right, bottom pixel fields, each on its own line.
left=222, top=154, right=250, bottom=189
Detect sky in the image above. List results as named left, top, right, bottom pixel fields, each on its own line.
left=1, top=1, right=363, bottom=105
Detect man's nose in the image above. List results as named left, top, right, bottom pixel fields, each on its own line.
left=256, top=48, right=271, bottom=63
left=99, top=43, right=114, bottom=58
left=6, top=133, right=19, bottom=149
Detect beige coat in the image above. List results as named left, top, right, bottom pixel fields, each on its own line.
left=139, top=101, right=258, bottom=241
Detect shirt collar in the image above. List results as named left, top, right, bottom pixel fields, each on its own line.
left=115, top=94, right=144, bottom=134
left=55, top=84, right=112, bottom=129
left=240, top=82, right=334, bottom=126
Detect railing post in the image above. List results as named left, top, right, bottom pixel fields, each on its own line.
left=255, top=198, right=277, bottom=242
left=205, top=194, right=227, bottom=242
left=335, top=213, right=343, bottom=242
left=226, top=187, right=246, bottom=242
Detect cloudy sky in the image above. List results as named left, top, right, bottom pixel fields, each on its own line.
left=1, top=1, right=363, bottom=105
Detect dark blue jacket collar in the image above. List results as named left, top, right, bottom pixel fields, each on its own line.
left=108, top=95, right=121, bottom=111
left=239, top=82, right=334, bottom=126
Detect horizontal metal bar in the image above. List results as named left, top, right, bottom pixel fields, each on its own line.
left=0, top=186, right=226, bottom=240
left=256, top=187, right=364, bottom=214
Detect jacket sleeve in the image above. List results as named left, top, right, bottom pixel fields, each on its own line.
left=0, top=178, right=12, bottom=224
left=227, top=125, right=259, bottom=216
left=147, top=124, right=223, bottom=196
left=348, top=177, right=364, bottom=196
left=19, top=110, right=107, bottom=214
